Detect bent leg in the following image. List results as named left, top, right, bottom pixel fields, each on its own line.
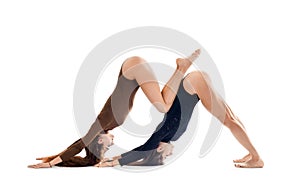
left=185, top=71, right=264, bottom=168
left=122, top=49, right=200, bottom=113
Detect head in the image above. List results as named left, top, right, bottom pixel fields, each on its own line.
left=128, top=142, right=174, bottom=166
left=97, top=133, right=114, bottom=149
left=85, top=133, right=114, bottom=163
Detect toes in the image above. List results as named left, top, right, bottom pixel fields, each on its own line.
left=193, top=49, right=201, bottom=55
left=188, top=50, right=200, bottom=61
left=234, top=163, right=242, bottom=168
left=233, top=159, right=245, bottom=163
left=234, top=162, right=263, bottom=168
left=233, top=159, right=241, bottom=163
left=234, top=163, right=249, bottom=168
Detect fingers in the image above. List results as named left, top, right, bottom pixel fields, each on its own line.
left=94, top=163, right=105, bottom=168
left=102, top=158, right=110, bottom=162
left=94, top=163, right=100, bottom=167
left=27, top=164, right=37, bottom=168
left=35, top=157, right=47, bottom=163
left=94, top=162, right=105, bottom=168
left=94, top=161, right=112, bottom=168
left=36, top=157, right=48, bottom=160
left=113, top=155, right=121, bottom=160
left=27, top=164, right=41, bottom=169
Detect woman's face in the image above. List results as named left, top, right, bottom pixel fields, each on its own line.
left=157, top=142, right=174, bottom=160
left=98, top=133, right=114, bottom=147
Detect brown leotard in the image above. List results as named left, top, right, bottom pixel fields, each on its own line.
left=59, top=67, right=139, bottom=161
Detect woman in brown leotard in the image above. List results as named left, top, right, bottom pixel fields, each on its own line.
left=28, top=49, right=201, bottom=168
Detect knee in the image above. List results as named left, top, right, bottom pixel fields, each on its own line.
left=190, top=71, right=209, bottom=81
left=188, top=71, right=211, bottom=91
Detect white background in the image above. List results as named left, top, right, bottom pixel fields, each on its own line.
left=1, top=0, right=299, bottom=195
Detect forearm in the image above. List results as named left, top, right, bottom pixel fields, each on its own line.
left=98, top=152, right=145, bottom=167
left=118, top=150, right=147, bottom=166
left=58, top=139, right=85, bottom=162
left=58, top=117, right=103, bottom=162
left=120, top=144, right=145, bottom=158
left=118, top=133, right=163, bottom=166
left=117, top=146, right=146, bottom=166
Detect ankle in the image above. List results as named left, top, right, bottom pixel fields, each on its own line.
left=250, top=154, right=260, bottom=161
left=176, top=67, right=186, bottom=75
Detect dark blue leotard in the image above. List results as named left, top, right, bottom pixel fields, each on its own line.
left=119, top=78, right=199, bottom=166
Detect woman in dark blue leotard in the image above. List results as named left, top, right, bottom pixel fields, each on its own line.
left=98, top=70, right=264, bottom=168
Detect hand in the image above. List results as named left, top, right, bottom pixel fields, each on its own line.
left=112, top=155, right=121, bottom=160
left=101, top=157, right=111, bottom=162
left=28, top=162, right=52, bottom=169
left=94, top=161, right=113, bottom=168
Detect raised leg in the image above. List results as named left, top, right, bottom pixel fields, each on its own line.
left=121, top=49, right=200, bottom=113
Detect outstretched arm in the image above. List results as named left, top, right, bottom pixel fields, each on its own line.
left=28, top=139, right=83, bottom=168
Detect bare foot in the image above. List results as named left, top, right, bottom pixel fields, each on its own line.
left=176, top=49, right=201, bottom=73
left=234, top=158, right=264, bottom=168
left=233, top=154, right=252, bottom=163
